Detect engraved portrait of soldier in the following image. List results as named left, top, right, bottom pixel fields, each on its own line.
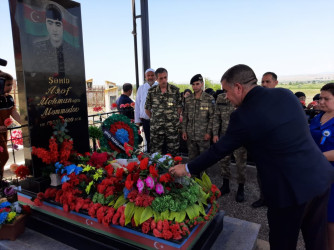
left=31, top=1, right=83, bottom=77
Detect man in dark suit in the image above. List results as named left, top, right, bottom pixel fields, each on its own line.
left=170, top=64, right=334, bottom=250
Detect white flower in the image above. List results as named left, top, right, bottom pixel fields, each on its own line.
left=12, top=202, right=22, bottom=213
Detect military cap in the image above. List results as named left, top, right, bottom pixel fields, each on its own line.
left=46, top=4, right=62, bottom=21
left=190, top=74, right=203, bottom=85
left=294, top=91, right=306, bottom=98
left=313, top=94, right=320, bottom=101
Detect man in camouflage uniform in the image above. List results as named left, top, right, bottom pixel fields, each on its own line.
left=145, top=68, right=182, bottom=156
left=212, top=91, right=247, bottom=202
left=182, top=74, right=215, bottom=160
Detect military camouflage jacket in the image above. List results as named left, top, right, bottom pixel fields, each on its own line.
left=212, top=93, right=235, bottom=137
left=145, top=83, right=182, bottom=134
left=182, top=91, right=215, bottom=140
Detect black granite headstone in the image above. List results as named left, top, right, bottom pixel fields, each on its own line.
left=9, top=0, right=89, bottom=177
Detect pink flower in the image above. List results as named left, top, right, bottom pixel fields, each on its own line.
left=111, top=103, right=117, bottom=109
left=120, top=104, right=125, bottom=108
left=155, top=183, right=164, bottom=195
left=137, top=179, right=144, bottom=193
left=0, top=146, right=3, bottom=152
left=145, top=176, right=155, bottom=189
left=4, top=118, right=13, bottom=127
left=130, top=102, right=135, bottom=108
left=124, top=103, right=130, bottom=108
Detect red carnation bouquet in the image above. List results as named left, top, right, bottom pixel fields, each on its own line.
left=32, top=116, right=74, bottom=175
left=93, top=106, right=103, bottom=112
left=15, top=165, right=30, bottom=180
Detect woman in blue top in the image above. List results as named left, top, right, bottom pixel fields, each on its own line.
left=310, top=82, right=334, bottom=250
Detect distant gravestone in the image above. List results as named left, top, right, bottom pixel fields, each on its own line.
left=9, top=0, right=89, bottom=176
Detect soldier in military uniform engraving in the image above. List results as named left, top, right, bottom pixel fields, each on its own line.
left=212, top=91, right=247, bottom=202
left=145, top=68, right=182, bottom=156
left=32, top=3, right=81, bottom=77
left=182, top=74, right=215, bottom=160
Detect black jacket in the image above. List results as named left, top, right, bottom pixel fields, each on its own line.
left=188, top=86, right=334, bottom=208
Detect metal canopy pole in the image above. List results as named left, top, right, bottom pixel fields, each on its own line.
left=140, top=0, right=151, bottom=78
left=131, top=0, right=140, bottom=90
left=132, top=0, right=151, bottom=90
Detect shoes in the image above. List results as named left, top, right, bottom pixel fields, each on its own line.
left=251, top=198, right=266, bottom=208
left=219, top=178, right=230, bottom=195
left=235, top=183, right=244, bottom=202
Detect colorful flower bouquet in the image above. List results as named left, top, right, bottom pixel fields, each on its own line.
left=28, top=114, right=220, bottom=242
left=0, top=199, right=31, bottom=241
left=1, top=164, right=30, bottom=203
left=32, top=116, right=93, bottom=176
left=33, top=152, right=220, bottom=241
left=0, top=200, right=31, bottom=227
left=0, top=164, right=31, bottom=231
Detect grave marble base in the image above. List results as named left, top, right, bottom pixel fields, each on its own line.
left=18, top=192, right=224, bottom=249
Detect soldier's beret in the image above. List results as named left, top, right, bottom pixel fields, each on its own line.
left=46, top=4, right=62, bottom=21
left=294, top=91, right=305, bottom=98
left=190, top=74, right=203, bottom=85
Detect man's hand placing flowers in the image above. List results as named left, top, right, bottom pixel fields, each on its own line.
left=169, top=164, right=191, bottom=178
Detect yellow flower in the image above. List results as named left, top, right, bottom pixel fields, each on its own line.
left=81, top=164, right=94, bottom=172
left=93, top=169, right=103, bottom=181
left=6, top=212, right=16, bottom=222
left=85, top=181, right=94, bottom=194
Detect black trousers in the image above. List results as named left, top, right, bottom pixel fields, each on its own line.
left=141, top=118, right=150, bottom=153
left=267, top=188, right=330, bottom=250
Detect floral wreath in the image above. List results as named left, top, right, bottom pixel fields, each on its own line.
left=100, top=114, right=139, bottom=158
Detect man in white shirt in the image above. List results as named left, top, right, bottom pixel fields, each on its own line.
left=135, top=68, right=157, bottom=152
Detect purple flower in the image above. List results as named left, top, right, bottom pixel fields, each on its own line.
left=4, top=187, right=16, bottom=196
left=137, top=179, right=144, bottom=193
left=155, top=183, right=164, bottom=195
left=144, top=176, right=155, bottom=189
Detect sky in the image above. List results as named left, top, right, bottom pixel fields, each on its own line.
left=1, top=0, right=334, bottom=86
